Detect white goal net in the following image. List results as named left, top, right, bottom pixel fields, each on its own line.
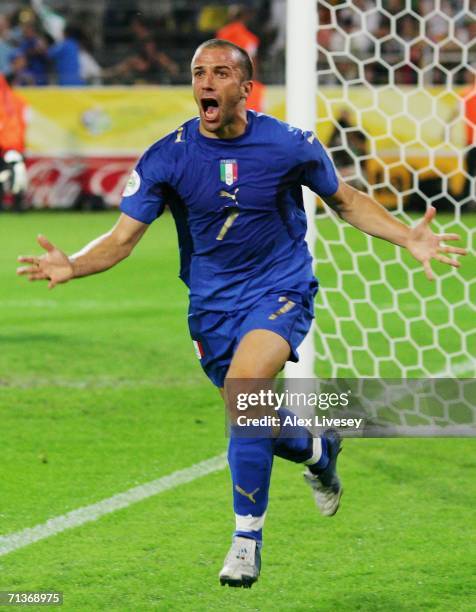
left=288, top=0, right=475, bottom=382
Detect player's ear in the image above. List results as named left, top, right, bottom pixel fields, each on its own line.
left=241, top=79, right=253, bottom=100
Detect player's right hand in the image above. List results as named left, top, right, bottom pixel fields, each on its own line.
left=17, top=235, right=74, bottom=290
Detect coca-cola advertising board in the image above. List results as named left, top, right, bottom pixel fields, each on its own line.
left=26, top=156, right=137, bottom=208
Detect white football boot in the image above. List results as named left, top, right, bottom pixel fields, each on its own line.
left=303, top=429, right=343, bottom=516
left=219, top=536, right=261, bottom=588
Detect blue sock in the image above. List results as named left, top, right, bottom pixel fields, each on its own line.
left=273, top=408, right=329, bottom=472
left=228, top=432, right=274, bottom=545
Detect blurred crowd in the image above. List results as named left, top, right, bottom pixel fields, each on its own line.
left=0, top=0, right=474, bottom=88
left=0, top=1, right=280, bottom=86
left=0, top=3, right=101, bottom=86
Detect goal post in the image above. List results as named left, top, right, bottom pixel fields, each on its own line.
left=285, top=0, right=475, bottom=383
left=284, top=0, right=318, bottom=378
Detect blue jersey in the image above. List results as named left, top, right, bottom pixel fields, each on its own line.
left=120, top=111, right=338, bottom=312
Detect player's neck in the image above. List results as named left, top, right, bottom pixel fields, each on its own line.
left=199, top=109, right=248, bottom=140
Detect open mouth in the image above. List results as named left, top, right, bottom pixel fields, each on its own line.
left=201, top=98, right=220, bottom=122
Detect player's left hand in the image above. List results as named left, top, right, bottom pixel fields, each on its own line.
left=406, top=206, right=468, bottom=281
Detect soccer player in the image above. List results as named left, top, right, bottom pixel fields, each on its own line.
left=17, top=40, right=467, bottom=588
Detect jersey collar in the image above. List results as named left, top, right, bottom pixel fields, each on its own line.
left=195, top=110, right=255, bottom=145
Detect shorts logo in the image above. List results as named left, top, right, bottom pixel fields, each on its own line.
left=122, top=169, right=141, bottom=197
left=220, top=159, right=238, bottom=186
left=268, top=296, right=296, bottom=320
left=193, top=340, right=205, bottom=360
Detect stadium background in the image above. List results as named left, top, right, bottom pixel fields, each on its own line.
left=1, top=0, right=475, bottom=610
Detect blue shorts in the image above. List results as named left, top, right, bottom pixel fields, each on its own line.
left=188, top=286, right=317, bottom=387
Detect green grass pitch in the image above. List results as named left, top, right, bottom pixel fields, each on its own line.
left=0, top=211, right=475, bottom=611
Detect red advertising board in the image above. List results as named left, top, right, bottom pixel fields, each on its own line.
left=26, top=156, right=137, bottom=209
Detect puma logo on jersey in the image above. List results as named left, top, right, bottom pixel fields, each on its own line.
left=235, top=485, right=260, bottom=504
left=307, top=132, right=316, bottom=144
left=219, top=188, right=239, bottom=203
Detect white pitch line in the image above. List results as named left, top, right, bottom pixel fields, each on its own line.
left=2, top=360, right=474, bottom=556
left=0, top=453, right=227, bottom=557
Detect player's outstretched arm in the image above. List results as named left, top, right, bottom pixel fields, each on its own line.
left=324, top=180, right=468, bottom=281
left=17, top=213, right=148, bottom=289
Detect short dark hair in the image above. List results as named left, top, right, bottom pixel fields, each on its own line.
left=193, top=39, right=254, bottom=81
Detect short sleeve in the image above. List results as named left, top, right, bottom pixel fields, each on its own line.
left=120, top=144, right=171, bottom=224
left=294, top=129, right=339, bottom=197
